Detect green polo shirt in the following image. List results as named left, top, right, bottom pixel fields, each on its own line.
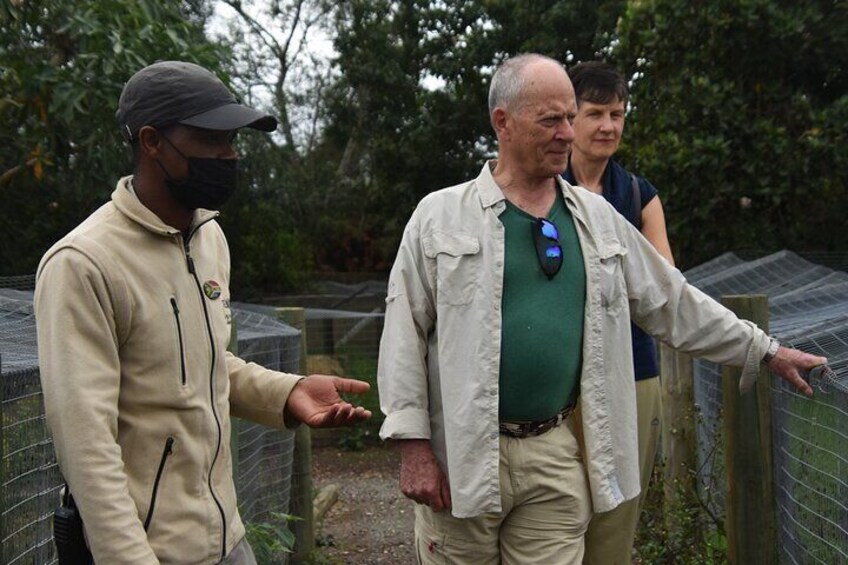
left=498, top=190, right=586, bottom=422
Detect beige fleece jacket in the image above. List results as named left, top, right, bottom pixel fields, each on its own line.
left=35, top=177, right=301, bottom=564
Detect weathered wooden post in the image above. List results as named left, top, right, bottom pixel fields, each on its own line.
left=720, top=295, right=776, bottom=565
left=659, top=344, right=698, bottom=531
left=275, top=307, right=315, bottom=564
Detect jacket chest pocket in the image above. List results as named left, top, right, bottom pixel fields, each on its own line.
left=598, top=242, right=627, bottom=312
left=423, top=231, right=481, bottom=306
left=170, top=298, right=188, bottom=387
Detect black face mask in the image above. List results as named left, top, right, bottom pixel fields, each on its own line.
left=157, top=135, right=238, bottom=211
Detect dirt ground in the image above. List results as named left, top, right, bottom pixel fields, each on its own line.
left=311, top=442, right=417, bottom=564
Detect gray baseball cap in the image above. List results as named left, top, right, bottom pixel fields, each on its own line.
left=116, top=61, right=277, bottom=141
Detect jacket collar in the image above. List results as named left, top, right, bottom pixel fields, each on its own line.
left=112, top=176, right=219, bottom=237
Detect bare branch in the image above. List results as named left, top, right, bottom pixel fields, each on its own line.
left=278, top=0, right=305, bottom=66
left=221, top=0, right=286, bottom=59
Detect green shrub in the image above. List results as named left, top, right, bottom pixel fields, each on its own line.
left=244, top=512, right=299, bottom=564
left=635, top=461, right=728, bottom=564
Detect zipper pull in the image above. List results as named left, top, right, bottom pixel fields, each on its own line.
left=183, top=238, right=195, bottom=275
left=165, top=436, right=175, bottom=454
left=170, top=297, right=179, bottom=314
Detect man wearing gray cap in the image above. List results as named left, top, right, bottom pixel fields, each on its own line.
left=35, top=61, right=371, bottom=564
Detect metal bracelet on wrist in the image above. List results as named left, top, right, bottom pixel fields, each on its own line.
left=762, top=337, right=780, bottom=364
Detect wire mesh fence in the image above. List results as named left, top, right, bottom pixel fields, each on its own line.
left=230, top=309, right=300, bottom=529
left=0, top=280, right=301, bottom=564
left=683, top=251, right=848, bottom=564
left=236, top=297, right=386, bottom=440
left=0, top=288, right=58, bottom=565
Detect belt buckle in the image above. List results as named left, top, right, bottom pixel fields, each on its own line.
left=514, top=422, right=532, bottom=439
left=498, top=421, right=530, bottom=438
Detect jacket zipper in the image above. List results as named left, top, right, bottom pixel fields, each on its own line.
left=170, top=298, right=187, bottom=386
left=183, top=233, right=227, bottom=561
left=143, top=436, right=175, bottom=532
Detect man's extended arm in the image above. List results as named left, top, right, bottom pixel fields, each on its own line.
left=35, top=249, right=158, bottom=564
left=621, top=220, right=823, bottom=395
left=227, top=356, right=371, bottom=429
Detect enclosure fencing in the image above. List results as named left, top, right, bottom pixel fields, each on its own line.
left=0, top=282, right=300, bottom=564
left=236, top=298, right=386, bottom=439
left=684, top=251, right=848, bottom=564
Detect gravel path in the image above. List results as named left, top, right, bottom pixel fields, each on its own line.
left=311, top=443, right=417, bottom=564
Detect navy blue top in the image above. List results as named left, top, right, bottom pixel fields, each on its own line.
left=564, top=158, right=660, bottom=381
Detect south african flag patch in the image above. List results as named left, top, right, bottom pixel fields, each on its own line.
left=203, top=280, right=222, bottom=300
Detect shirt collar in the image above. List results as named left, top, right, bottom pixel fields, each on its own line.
left=477, top=159, right=589, bottom=227
left=475, top=160, right=508, bottom=209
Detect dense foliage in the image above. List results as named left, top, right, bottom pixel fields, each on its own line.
left=1, top=0, right=844, bottom=288
left=0, top=0, right=228, bottom=274
left=616, top=0, right=848, bottom=267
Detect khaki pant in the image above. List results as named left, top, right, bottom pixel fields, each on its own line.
left=415, top=415, right=592, bottom=564
left=583, top=377, right=662, bottom=565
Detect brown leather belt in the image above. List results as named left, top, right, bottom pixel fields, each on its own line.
left=498, top=403, right=576, bottom=439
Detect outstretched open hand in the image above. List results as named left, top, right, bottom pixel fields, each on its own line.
left=285, top=374, right=372, bottom=428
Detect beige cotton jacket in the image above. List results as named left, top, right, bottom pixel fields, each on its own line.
left=35, top=177, right=302, bottom=564
left=378, top=161, right=770, bottom=518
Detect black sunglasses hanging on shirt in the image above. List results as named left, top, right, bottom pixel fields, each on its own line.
left=532, top=218, right=563, bottom=280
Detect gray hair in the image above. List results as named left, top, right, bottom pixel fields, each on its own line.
left=488, top=53, right=564, bottom=116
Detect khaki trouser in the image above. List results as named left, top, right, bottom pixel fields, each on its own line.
left=414, top=415, right=592, bottom=564
left=583, top=377, right=662, bottom=565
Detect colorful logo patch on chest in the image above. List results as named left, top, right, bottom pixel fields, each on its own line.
left=203, top=280, right=222, bottom=300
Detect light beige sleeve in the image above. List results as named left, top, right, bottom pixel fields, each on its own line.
left=621, top=219, right=770, bottom=384
left=377, top=214, right=437, bottom=440
left=226, top=353, right=303, bottom=429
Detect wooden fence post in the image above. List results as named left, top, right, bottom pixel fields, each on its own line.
left=659, top=344, right=698, bottom=531
left=275, top=307, right=315, bottom=564
left=721, top=295, right=776, bottom=565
